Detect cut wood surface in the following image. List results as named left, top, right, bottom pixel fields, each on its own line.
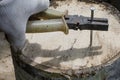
left=23, top=1, right=120, bottom=75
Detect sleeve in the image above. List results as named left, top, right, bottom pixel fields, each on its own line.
left=0, top=0, right=13, bottom=6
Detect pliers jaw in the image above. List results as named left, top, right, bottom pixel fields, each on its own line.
left=65, top=15, right=109, bottom=31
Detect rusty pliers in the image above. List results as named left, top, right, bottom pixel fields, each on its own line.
left=29, top=9, right=109, bottom=34
left=65, top=15, right=108, bottom=31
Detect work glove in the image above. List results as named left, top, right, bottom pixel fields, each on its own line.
left=0, top=0, right=50, bottom=50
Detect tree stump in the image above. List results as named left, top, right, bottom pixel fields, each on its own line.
left=20, top=0, right=120, bottom=80
left=0, top=0, right=120, bottom=80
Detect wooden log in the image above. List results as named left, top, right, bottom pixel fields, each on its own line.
left=21, top=1, right=120, bottom=80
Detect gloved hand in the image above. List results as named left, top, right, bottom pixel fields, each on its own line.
left=0, top=0, right=50, bottom=50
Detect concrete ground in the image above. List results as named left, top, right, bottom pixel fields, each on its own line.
left=0, top=33, right=15, bottom=80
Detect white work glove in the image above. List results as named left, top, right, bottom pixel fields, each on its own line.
left=0, top=0, right=50, bottom=50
